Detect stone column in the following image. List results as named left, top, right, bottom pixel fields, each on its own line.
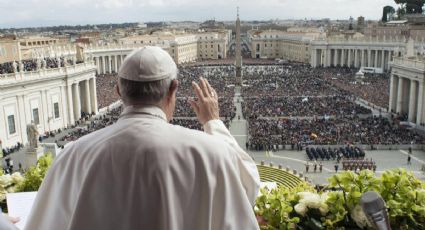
left=340, top=49, right=345, bottom=66
left=380, top=50, right=385, bottom=70
left=347, top=49, right=352, bottom=67
left=408, top=80, right=418, bottom=122
left=84, top=79, right=92, bottom=114
left=95, top=57, right=100, bottom=74
left=367, top=49, right=371, bottom=67
left=333, top=49, right=338, bottom=66
left=17, top=95, right=28, bottom=144
left=41, top=90, right=49, bottom=131
left=66, top=84, right=75, bottom=125
left=389, top=74, right=398, bottom=112
left=114, top=55, right=118, bottom=73
left=73, top=83, right=81, bottom=120
left=108, top=56, right=112, bottom=73
left=90, top=77, right=98, bottom=113
left=417, top=82, right=424, bottom=125
left=354, top=49, right=359, bottom=68
left=361, top=50, right=365, bottom=67
left=326, top=49, right=331, bottom=67
left=396, top=77, right=404, bottom=114
left=101, top=56, right=106, bottom=74
left=374, top=50, right=378, bottom=68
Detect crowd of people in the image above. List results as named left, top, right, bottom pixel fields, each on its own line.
left=321, top=67, right=390, bottom=109
left=241, top=64, right=341, bottom=97
left=1, top=142, right=23, bottom=157
left=96, top=73, right=120, bottom=109
left=0, top=57, right=74, bottom=74
left=239, top=64, right=423, bottom=149
left=242, top=95, right=371, bottom=118
left=247, top=116, right=424, bottom=150
left=60, top=107, right=122, bottom=143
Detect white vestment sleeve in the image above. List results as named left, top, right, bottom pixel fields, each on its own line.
left=203, top=119, right=260, bottom=206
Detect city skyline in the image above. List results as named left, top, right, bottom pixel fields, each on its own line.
left=0, top=0, right=399, bottom=28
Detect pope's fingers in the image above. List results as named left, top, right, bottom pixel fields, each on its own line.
left=205, top=80, right=217, bottom=99
left=4, top=215, right=20, bottom=224
left=199, top=78, right=210, bottom=98
left=191, top=81, right=205, bottom=101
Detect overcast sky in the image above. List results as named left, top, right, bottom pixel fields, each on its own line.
left=0, top=0, right=399, bottom=28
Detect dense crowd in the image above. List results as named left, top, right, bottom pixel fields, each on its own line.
left=321, top=67, right=390, bottom=109
left=239, top=64, right=423, bottom=148
left=96, top=73, right=120, bottom=109
left=242, top=95, right=371, bottom=118
left=241, top=64, right=340, bottom=97
left=0, top=57, right=74, bottom=74
left=247, top=116, right=424, bottom=149
left=60, top=107, right=122, bottom=142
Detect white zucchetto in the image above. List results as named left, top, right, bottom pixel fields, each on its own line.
left=118, top=46, right=177, bottom=82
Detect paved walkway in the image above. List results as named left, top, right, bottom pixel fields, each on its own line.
left=229, top=86, right=248, bottom=149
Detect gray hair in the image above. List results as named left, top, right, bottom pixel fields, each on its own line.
left=118, top=74, right=177, bottom=106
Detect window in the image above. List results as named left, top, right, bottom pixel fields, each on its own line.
left=32, top=108, right=40, bottom=125
left=54, top=102, right=60, bottom=119
left=8, top=115, right=16, bottom=135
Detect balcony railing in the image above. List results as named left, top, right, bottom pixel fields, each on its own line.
left=392, top=56, right=425, bottom=71
left=0, top=61, right=96, bottom=85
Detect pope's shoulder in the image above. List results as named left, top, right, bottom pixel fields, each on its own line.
left=57, top=119, right=233, bottom=163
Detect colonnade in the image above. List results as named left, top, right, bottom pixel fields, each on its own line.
left=389, top=74, right=425, bottom=125
left=312, top=48, right=396, bottom=71
left=66, top=77, right=98, bottom=125
left=93, top=54, right=127, bottom=75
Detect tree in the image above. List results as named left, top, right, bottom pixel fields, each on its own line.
left=394, top=0, right=425, bottom=14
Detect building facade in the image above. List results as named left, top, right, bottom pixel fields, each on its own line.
left=248, top=29, right=323, bottom=63
left=0, top=62, right=97, bottom=148
left=309, top=37, right=418, bottom=71
left=196, top=32, right=227, bottom=60
left=389, top=56, right=425, bottom=126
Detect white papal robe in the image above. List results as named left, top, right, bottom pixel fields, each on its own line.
left=25, top=106, right=260, bottom=230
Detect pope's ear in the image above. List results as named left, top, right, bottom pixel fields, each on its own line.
left=169, top=80, right=179, bottom=97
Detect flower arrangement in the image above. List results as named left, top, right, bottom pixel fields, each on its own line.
left=0, top=154, right=53, bottom=211
left=255, top=169, right=425, bottom=229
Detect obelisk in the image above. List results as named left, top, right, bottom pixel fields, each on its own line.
left=235, top=7, right=242, bottom=85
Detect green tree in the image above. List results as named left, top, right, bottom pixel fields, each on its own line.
left=16, top=153, right=53, bottom=192
left=394, top=0, right=425, bottom=14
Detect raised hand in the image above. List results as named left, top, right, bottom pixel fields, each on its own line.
left=189, top=77, right=220, bottom=125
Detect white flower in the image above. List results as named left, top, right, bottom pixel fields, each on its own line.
left=11, top=172, right=24, bottom=184
left=0, top=175, right=12, bottom=187
left=298, top=192, right=321, bottom=209
left=294, top=203, right=308, bottom=216
left=350, top=205, right=372, bottom=229
left=296, top=192, right=330, bottom=215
